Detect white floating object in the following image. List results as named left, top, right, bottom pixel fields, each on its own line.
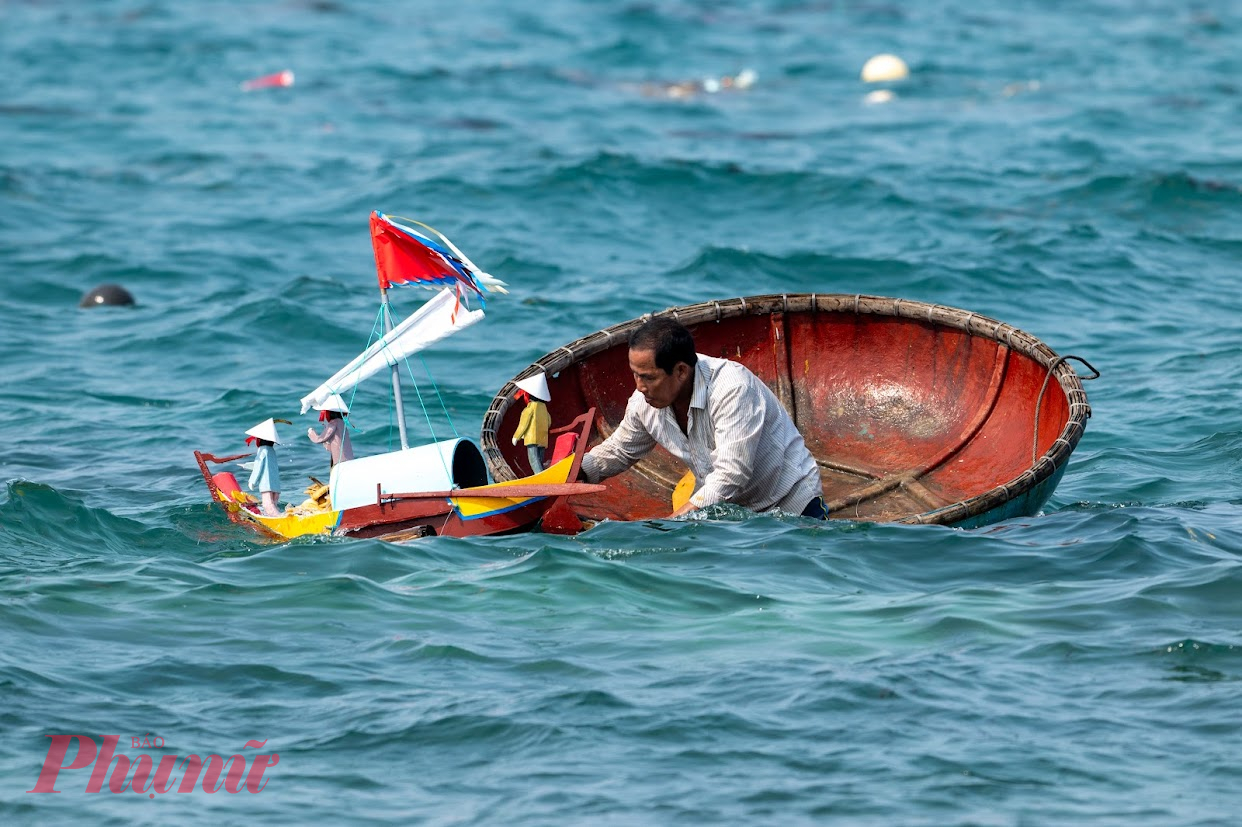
left=864, top=89, right=896, bottom=105
left=861, top=54, right=909, bottom=83
left=732, top=69, right=758, bottom=90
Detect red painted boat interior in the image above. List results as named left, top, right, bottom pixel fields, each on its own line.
left=491, top=310, right=1071, bottom=522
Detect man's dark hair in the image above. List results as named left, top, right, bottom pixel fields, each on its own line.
left=628, top=317, right=698, bottom=374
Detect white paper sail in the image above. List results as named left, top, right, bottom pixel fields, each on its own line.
left=300, top=288, right=484, bottom=414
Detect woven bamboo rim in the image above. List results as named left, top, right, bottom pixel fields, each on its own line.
left=480, top=293, right=1092, bottom=526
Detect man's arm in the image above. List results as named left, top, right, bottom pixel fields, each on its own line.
left=579, top=393, right=658, bottom=483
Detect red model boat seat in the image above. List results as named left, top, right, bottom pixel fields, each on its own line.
left=212, top=471, right=246, bottom=503
left=549, top=432, right=577, bottom=465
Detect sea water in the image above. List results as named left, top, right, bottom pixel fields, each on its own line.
left=2, top=1, right=1241, bottom=824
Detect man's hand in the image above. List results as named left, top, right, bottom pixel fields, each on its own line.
left=669, top=501, right=700, bottom=519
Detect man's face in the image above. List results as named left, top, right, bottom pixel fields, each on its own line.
left=629, top=347, right=691, bottom=409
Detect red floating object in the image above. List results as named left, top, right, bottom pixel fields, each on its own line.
left=240, top=69, right=295, bottom=91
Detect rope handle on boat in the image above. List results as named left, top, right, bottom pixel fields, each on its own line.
left=1032, top=354, right=1100, bottom=461
left=1057, top=354, right=1100, bottom=381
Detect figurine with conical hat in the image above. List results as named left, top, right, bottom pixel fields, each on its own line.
left=308, top=393, right=354, bottom=469
left=245, top=418, right=284, bottom=517
left=511, top=372, right=552, bottom=473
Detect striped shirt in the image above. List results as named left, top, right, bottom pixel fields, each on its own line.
left=580, top=354, right=822, bottom=514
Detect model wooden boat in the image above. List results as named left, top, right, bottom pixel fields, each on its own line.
left=194, top=212, right=603, bottom=541
left=194, top=408, right=600, bottom=541
left=480, top=294, right=1096, bottom=529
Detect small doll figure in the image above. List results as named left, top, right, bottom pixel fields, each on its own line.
left=308, top=393, right=354, bottom=469
left=511, top=372, right=552, bottom=473
left=245, top=418, right=284, bottom=517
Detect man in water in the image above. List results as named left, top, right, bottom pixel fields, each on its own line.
left=580, top=317, right=826, bottom=519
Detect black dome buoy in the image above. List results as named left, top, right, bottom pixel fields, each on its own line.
left=79, top=284, right=136, bottom=308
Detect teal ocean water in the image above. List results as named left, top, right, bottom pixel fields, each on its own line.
left=3, top=1, right=1242, bottom=823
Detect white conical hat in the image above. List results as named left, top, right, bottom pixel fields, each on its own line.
left=515, top=372, right=550, bottom=402
left=245, top=418, right=283, bottom=444
left=314, top=393, right=350, bottom=414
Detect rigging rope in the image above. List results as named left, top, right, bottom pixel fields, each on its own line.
left=377, top=300, right=459, bottom=484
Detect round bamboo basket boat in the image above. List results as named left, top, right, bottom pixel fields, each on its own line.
left=481, top=294, right=1094, bottom=528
